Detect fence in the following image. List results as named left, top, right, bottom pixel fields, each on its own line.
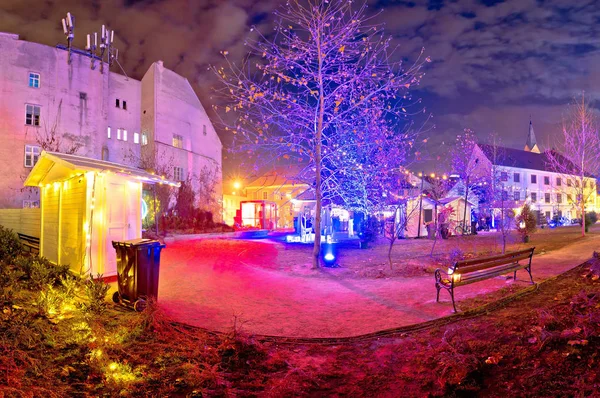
left=0, top=208, right=41, bottom=237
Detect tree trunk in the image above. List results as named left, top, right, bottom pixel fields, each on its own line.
left=312, top=25, right=325, bottom=269
left=462, top=177, right=469, bottom=234
left=581, top=199, right=586, bottom=237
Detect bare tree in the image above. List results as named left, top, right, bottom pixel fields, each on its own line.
left=33, top=100, right=85, bottom=154
left=214, top=1, right=429, bottom=268
left=545, top=93, right=600, bottom=237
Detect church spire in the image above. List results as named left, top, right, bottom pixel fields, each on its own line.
left=524, top=118, right=540, bottom=153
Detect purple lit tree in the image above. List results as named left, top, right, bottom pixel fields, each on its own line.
left=545, top=93, right=600, bottom=237
left=214, top=1, right=429, bottom=267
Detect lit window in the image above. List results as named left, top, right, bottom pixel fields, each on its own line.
left=141, top=132, right=148, bottom=146
left=123, top=130, right=128, bottom=141
left=173, top=134, right=183, bottom=148
left=24, top=145, right=41, bottom=167
left=25, top=104, right=40, bottom=126
left=28, top=72, right=40, bottom=88
left=567, top=194, right=572, bottom=203
left=107, top=127, right=111, bottom=139
left=134, top=132, right=139, bottom=144
left=263, top=191, right=268, bottom=200
left=116, top=99, right=120, bottom=108
left=23, top=200, right=40, bottom=208
left=123, top=101, right=127, bottom=110
left=117, top=128, right=122, bottom=140
left=173, top=166, right=184, bottom=181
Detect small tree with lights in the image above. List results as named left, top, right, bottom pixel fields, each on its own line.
left=214, top=0, right=429, bottom=267
left=516, top=203, right=537, bottom=243
left=545, top=93, right=600, bottom=237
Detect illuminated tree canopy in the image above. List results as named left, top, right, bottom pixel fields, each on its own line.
left=214, top=0, right=430, bottom=267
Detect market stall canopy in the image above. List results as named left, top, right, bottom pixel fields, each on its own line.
left=24, top=151, right=180, bottom=187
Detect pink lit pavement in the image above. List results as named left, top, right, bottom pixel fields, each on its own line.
left=154, top=235, right=600, bottom=338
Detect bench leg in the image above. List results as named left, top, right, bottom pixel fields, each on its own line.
left=436, top=284, right=441, bottom=302
left=513, top=270, right=517, bottom=281
left=450, top=288, right=457, bottom=313
left=527, top=267, right=534, bottom=284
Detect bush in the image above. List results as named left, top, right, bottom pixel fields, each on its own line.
left=585, top=212, right=597, bottom=232
left=0, top=226, right=23, bottom=262
left=82, top=274, right=110, bottom=314
left=14, top=255, right=71, bottom=289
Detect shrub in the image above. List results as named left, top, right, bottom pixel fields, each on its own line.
left=585, top=211, right=597, bottom=232
left=82, top=274, right=110, bottom=314
left=0, top=226, right=23, bottom=262
left=14, top=256, right=71, bottom=289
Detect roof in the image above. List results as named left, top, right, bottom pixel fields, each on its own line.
left=24, top=151, right=180, bottom=187
left=477, top=144, right=575, bottom=173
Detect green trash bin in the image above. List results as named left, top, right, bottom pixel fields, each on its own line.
left=111, top=238, right=165, bottom=311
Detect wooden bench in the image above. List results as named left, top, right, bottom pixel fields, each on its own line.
left=435, top=247, right=535, bottom=312
left=17, top=233, right=40, bottom=254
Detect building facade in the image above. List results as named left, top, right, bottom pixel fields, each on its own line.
left=471, top=122, right=597, bottom=222
left=0, top=32, right=221, bottom=211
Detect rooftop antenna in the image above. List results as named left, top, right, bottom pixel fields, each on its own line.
left=85, top=24, right=118, bottom=73
left=61, top=12, right=75, bottom=64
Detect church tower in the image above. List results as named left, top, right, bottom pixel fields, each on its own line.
left=524, top=119, right=540, bottom=153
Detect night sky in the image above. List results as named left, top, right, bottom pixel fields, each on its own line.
left=2, top=0, right=599, bottom=176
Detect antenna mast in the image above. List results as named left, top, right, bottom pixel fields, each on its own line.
left=85, top=24, right=118, bottom=73
left=61, top=12, right=75, bottom=64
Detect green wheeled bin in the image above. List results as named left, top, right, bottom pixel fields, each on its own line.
left=111, top=239, right=165, bottom=311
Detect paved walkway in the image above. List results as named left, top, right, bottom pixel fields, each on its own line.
left=156, top=235, right=600, bottom=338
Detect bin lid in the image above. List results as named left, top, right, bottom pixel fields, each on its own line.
left=113, top=238, right=161, bottom=247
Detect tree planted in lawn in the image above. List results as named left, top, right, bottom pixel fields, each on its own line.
left=545, top=93, right=600, bottom=237
left=214, top=0, right=429, bottom=267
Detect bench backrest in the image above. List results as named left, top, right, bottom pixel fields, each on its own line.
left=452, top=248, right=535, bottom=274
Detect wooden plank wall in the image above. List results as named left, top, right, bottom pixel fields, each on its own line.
left=0, top=208, right=41, bottom=237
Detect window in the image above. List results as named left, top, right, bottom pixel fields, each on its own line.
left=501, top=190, right=508, bottom=200
left=567, top=194, right=573, bottom=203
left=123, top=101, right=127, bottom=110
left=567, top=179, right=572, bottom=187
left=79, top=92, right=87, bottom=100
left=25, top=104, right=40, bottom=126
left=556, top=177, right=561, bottom=186
left=203, top=124, right=207, bottom=136
left=141, top=132, right=148, bottom=146
left=117, top=128, right=122, bottom=140
left=107, top=127, right=111, bottom=139
left=133, top=132, right=139, bottom=144
left=22, top=200, right=39, bottom=208
left=514, top=173, right=520, bottom=183
left=557, top=193, right=562, bottom=203
left=544, top=176, right=550, bottom=185
left=575, top=180, right=580, bottom=188
left=123, top=129, right=128, bottom=141
left=116, top=99, right=120, bottom=108
left=531, top=192, right=537, bottom=202
left=423, top=209, right=433, bottom=223
left=514, top=191, right=520, bottom=201
left=172, top=134, right=183, bottom=148
left=531, top=174, right=537, bottom=184
left=24, top=145, right=41, bottom=167
left=173, top=167, right=184, bottom=181
left=500, top=172, right=508, bottom=181
left=28, top=72, right=40, bottom=88
left=263, top=191, right=268, bottom=200
left=545, top=193, right=550, bottom=203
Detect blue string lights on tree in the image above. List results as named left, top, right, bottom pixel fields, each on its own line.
left=213, top=0, right=431, bottom=267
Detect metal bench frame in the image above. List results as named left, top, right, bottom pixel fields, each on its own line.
left=435, top=247, right=535, bottom=312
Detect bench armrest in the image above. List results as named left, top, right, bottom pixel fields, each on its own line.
left=434, top=268, right=449, bottom=283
